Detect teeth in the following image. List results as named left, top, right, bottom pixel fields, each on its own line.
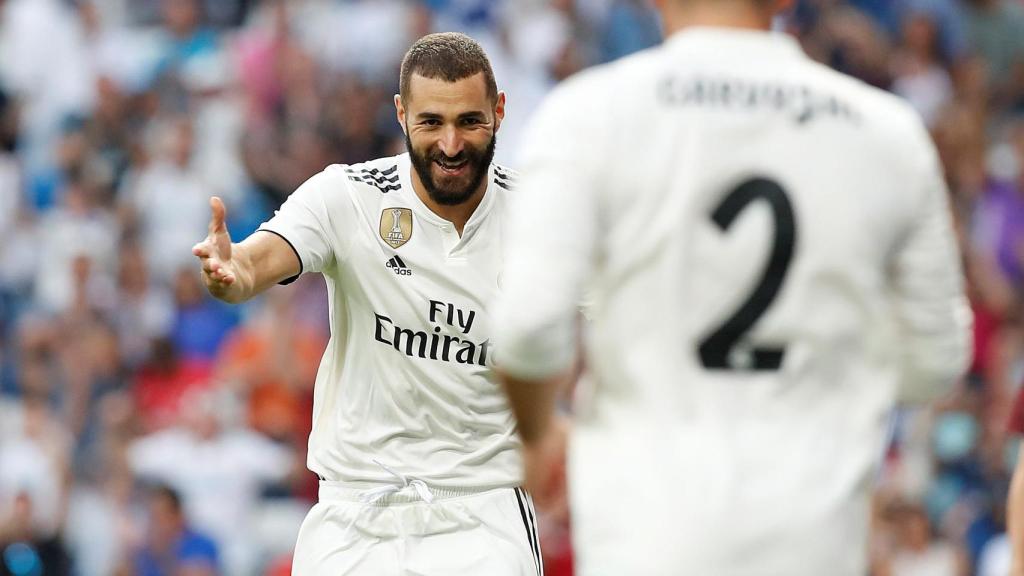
left=437, top=160, right=466, bottom=170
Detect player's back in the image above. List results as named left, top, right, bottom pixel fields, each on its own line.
left=539, top=28, right=969, bottom=575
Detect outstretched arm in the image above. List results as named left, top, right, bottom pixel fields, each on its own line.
left=192, top=196, right=301, bottom=304
left=889, top=124, right=971, bottom=404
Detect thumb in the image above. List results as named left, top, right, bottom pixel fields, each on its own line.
left=209, top=196, right=228, bottom=235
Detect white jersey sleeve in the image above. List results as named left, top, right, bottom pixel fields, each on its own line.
left=258, top=166, right=358, bottom=276
left=889, top=126, right=972, bottom=403
left=494, top=74, right=605, bottom=380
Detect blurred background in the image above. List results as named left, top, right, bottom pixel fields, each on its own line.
left=0, top=0, right=1021, bottom=575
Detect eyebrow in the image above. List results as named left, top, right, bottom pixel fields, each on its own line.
left=416, top=111, right=487, bottom=121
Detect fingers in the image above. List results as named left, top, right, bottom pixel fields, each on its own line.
left=214, top=272, right=236, bottom=286
left=209, top=196, right=227, bottom=235
left=200, top=260, right=236, bottom=286
left=194, top=244, right=236, bottom=286
left=201, top=258, right=217, bottom=275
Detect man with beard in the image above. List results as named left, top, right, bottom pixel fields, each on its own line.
left=191, top=33, right=540, bottom=576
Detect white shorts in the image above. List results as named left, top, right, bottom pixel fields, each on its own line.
left=292, top=481, right=543, bottom=576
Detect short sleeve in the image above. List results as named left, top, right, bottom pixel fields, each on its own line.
left=887, top=117, right=972, bottom=404
left=258, top=167, right=355, bottom=278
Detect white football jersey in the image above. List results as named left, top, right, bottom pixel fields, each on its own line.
left=495, top=28, right=971, bottom=576
left=260, top=153, right=521, bottom=489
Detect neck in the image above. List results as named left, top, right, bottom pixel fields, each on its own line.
left=409, top=168, right=487, bottom=235
left=661, top=1, right=774, bottom=37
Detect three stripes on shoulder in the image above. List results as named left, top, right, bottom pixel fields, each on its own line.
left=344, top=162, right=519, bottom=194
left=346, top=164, right=401, bottom=194
left=493, top=165, right=517, bottom=191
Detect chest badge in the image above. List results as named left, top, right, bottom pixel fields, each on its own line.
left=380, top=207, right=413, bottom=249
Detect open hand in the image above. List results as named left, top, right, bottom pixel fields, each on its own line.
left=192, top=196, right=237, bottom=297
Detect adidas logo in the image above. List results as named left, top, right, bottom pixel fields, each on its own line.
left=386, top=255, right=412, bottom=276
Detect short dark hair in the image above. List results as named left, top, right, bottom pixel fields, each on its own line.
left=151, top=483, right=183, bottom=513
left=399, top=32, right=497, bottom=104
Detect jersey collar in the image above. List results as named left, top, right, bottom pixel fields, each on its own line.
left=397, top=152, right=497, bottom=236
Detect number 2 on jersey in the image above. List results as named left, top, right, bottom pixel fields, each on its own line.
left=698, top=178, right=797, bottom=371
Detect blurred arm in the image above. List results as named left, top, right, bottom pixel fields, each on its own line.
left=889, top=138, right=972, bottom=404
left=1010, top=443, right=1024, bottom=576
left=888, top=129, right=966, bottom=403
left=494, top=75, right=604, bottom=444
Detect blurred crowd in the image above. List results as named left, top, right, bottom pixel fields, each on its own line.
left=0, top=0, right=1020, bottom=575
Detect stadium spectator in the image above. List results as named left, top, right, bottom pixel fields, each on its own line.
left=599, top=0, right=661, bottom=63
left=123, top=116, right=219, bottom=283
left=135, top=484, right=219, bottom=576
left=132, top=337, right=213, bottom=432
left=167, top=268, right=239, bottom=365
left=0, top=492, right=72, bottom=576
left=891, top=11, right=955, bottom=127
left=0, top=393, right=70, bottom=543
left=63, top=460, right=141, bottom=576
left=128, top=390, right=293, bottom=576
left=0, top=0, right=95, bottom=209
left=32, top=176, right=118, bottom=315
left=961, top=0, right=1024, bottom=113
left=214, top=287, right=322, bottom=443
left=111, top=242, right=174, bottom=370
left=886, top=501, right=966, bottom=576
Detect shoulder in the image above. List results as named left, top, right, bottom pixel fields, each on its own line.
left=290, top=156, right=402, bottom=205
left=290, top=164, right=353, bottom=200
left=339, top=155, right=402, bottom=195
left=807, top=60, right=931, bottom=147
left=179, top=529, right=220, bottom=560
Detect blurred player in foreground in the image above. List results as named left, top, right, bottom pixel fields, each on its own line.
left=494, top=0, right=972, bottom=574
left=192, top=33, right=541, bottom=576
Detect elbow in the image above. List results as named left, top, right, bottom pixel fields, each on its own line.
left=898, top=336, right=972, bottom=405
left=897, top=299, right=974, bottom=405
left=493, top=311, right=578, bottom=382
left=898, top=364, right=963, bottom=405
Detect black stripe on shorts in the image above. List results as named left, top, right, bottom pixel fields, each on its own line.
left=514, top=487, right=542, bottom=576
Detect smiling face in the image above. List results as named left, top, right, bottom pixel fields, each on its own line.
left=398, top=72, right=504, bottom=206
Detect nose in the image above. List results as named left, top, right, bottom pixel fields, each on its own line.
left=437, top=125, right=464, bottom=158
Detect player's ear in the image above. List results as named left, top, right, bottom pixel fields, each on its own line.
left=493, top=91, right=506, bottom=133
left=395, top=94, right=408, bottom=135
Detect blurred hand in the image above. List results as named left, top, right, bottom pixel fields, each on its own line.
left=192, top=197, right=237, bottom=298
left=523, top=415, right=569, bottom=520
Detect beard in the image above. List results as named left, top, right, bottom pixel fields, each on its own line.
left=406, top=131, right=496, bottom=206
